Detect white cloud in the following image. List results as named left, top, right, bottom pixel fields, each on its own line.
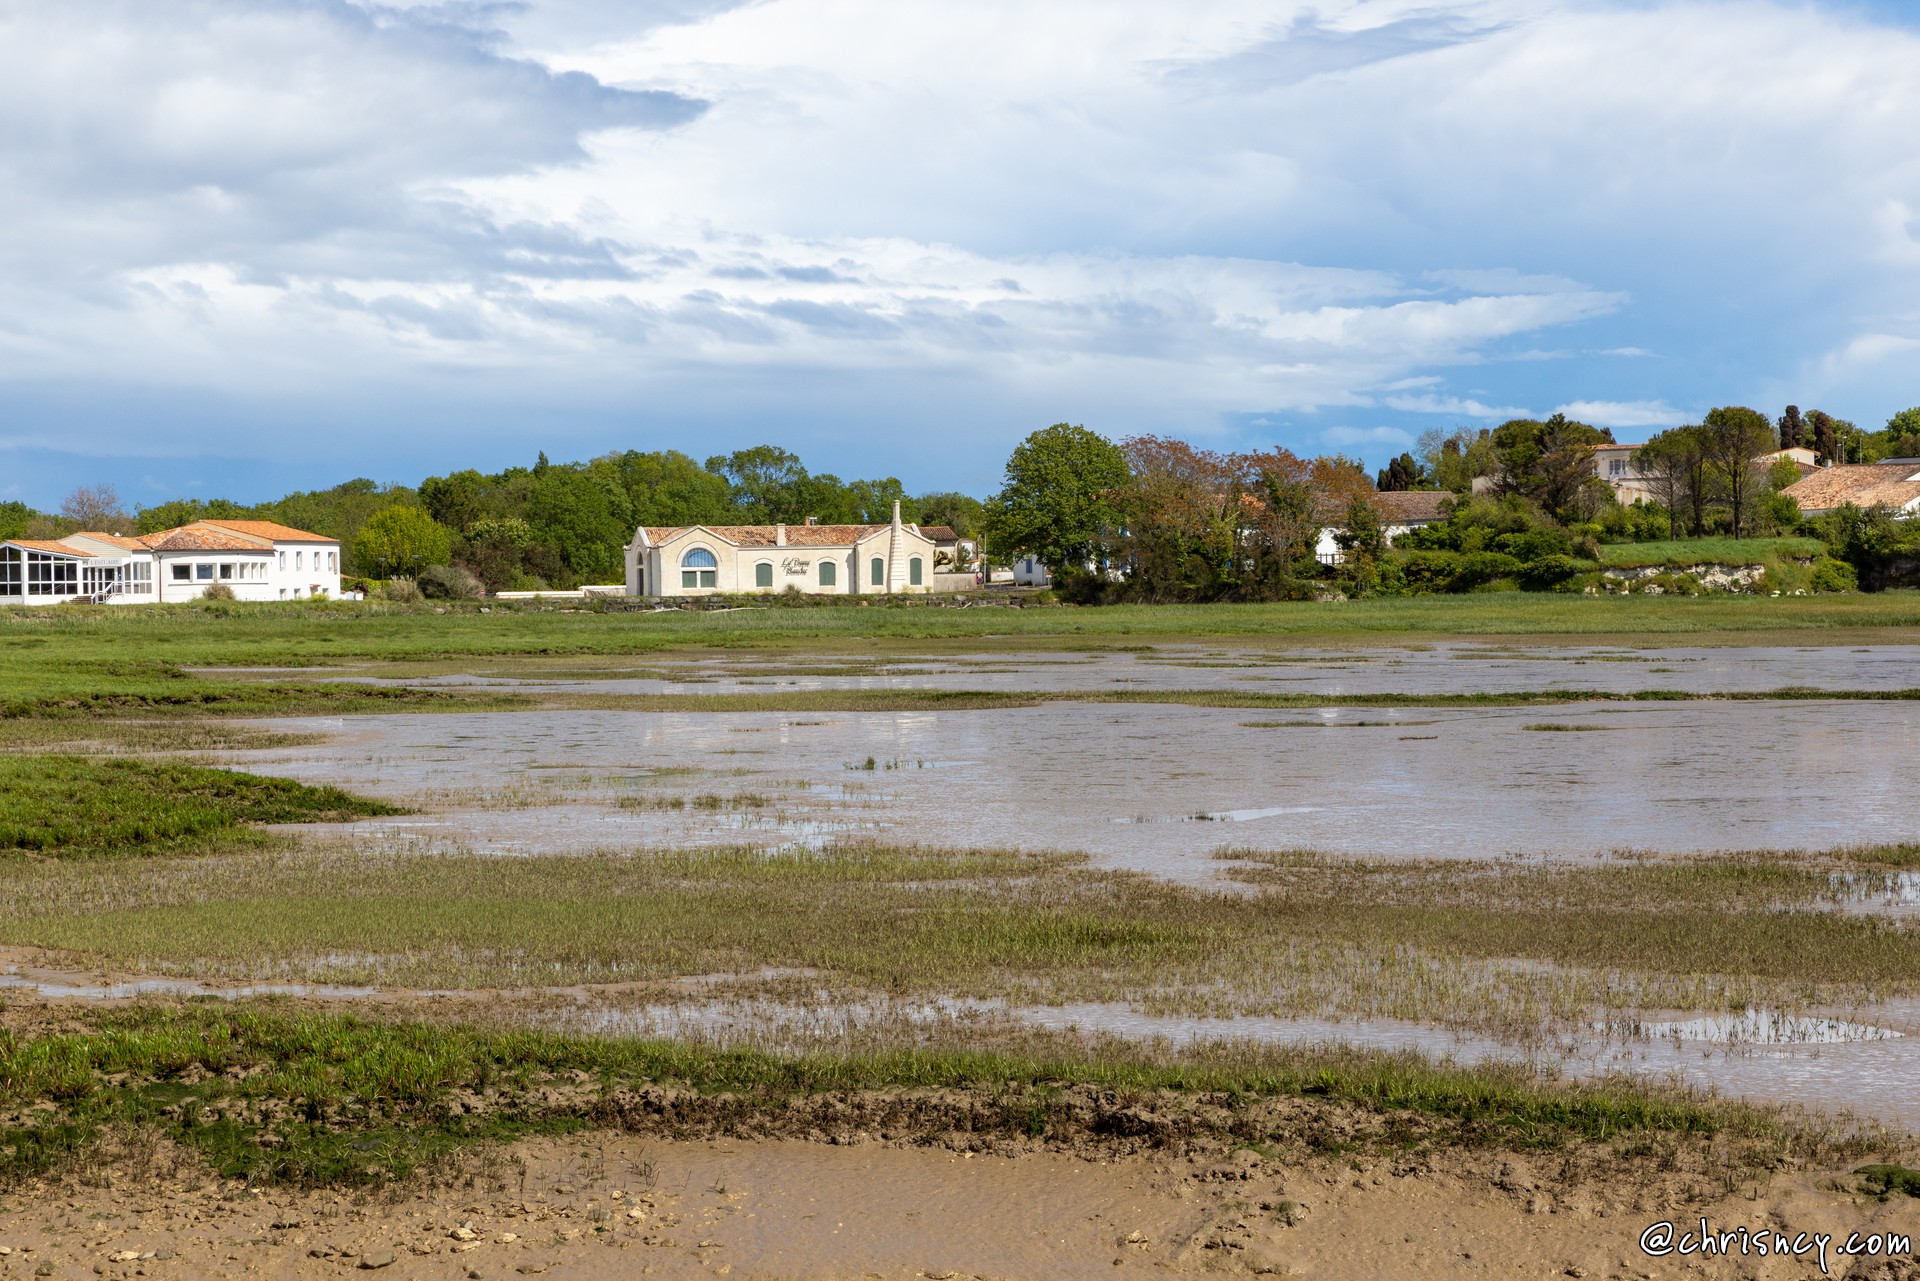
left=1555, top=399, right=1690, bottom=428
left=1381, top=393, right=1530, bottom=418
left=1321, top=425, right=1415, bottom=449
left=2, top=0, right=1919, bottom=490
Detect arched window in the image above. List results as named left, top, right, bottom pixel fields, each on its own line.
left=869, top=557, right=884, bottom=587
left=909, top=557, right=923, bottom=586
left=681, top=546, right=718, bottom=589
left=754, top=561, right=773, bottom=588
left=818, top=560, right=837, bottom=588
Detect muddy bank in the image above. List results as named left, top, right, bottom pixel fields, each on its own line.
left=4, top=1130, right=1919, bottom=1280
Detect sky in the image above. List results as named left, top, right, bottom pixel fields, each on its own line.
left=3, top=0, right=1920, bottom=508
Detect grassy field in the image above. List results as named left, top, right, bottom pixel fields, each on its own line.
left=1595, top=537, right=1828, bottom=568
left=0, top=756, right=401, bottom=857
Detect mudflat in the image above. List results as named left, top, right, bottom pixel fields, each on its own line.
left=4, top=1132, right=1918, bottom=1280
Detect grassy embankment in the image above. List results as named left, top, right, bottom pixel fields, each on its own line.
left=0, top=1005, right=1798, bottom=1189
left=1594, top=537, right=1828, bottom=568
left=0, top=756, right=402, bottom=857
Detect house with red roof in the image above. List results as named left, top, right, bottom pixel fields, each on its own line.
left=1, top=519, right=340, bottom=606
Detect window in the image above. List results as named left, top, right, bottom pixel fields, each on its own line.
left=680, top=547, right=717, bottom=589
left=295, top=550, right=304, bottom=571
left=195, top=563, right=214, bottom=581
left=26, top=552, right=78, bottom=596
left=0, top=551, right=19, bottom=594
left=818, top=560, right=836, bottom=587
left=1608, top=459, right=1626, bottom=477
left=909, top=557, right=923, bottom=586
left=870, top=557, right=884, bottom=586
left=754, top=561, right=773, bottom=588
left=328, top=552, right=337, bottom=572
left=171, top=564, right=191, bottom=582
left=219, top=563, right=234, bottom=580
left=278, top=551, right=286, bottom=570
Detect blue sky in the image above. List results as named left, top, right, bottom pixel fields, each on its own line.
left=4, top=0, right=1920, bottom=508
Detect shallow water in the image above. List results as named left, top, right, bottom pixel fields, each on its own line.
left=545, top=994, right=1920, bottom=1135
left=312, top=641, right=1920, bottom=697
left=245, top=697, right=1920, bottom=880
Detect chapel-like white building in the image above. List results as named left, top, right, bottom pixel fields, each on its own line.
left=0, top=519, right=341, bottom=606
left=624, top=502, right=941, bottom=597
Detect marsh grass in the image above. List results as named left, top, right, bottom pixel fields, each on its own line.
left=1, top=843, right=1911, bottom=1041
left=0, top=1004, right=1826, bottom=1188
left=0, top=756, right=403, bottom=857
left=0, top=719, right=327, bottom=756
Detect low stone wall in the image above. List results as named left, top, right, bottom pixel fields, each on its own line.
left=1599, top=563, right=1767, bottom=593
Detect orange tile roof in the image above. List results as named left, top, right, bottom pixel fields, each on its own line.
left=141, top=526, right=274, bottom=552
left=5, top=539, right=93, bottom=557
left=1781, top=464, right=1920, bottom=512
left=198, top=519, right=333, bottom=543
left=643, top=524, right=896, bottom=548
left=69, top=532, right=154, bottom=551
left=1368, top=491, right=1453, bottom=524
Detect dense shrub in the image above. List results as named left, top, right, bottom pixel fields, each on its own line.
left=1811, top=556, right=1860, bottom=592
left=418, top=564, right=486, bottom=600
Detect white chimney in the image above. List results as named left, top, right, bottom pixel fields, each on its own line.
left=775, top=523, right=787, bottom=546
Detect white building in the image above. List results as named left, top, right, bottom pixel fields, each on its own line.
left=623, top=502, right=941, bottom=597
left=0, top=519, right=340, bottom=607
left=1314, top=491, right=1452, bottom=565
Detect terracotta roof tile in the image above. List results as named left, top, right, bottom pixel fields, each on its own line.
left=643, top=524, right=893, bottom=548
left=69, top=532, right=155, bottom=551
left=918, top=525, right=961, bottom=542
left=1782, top=464, right=1920, bottom=512
left=141, top=527, right=275, bottom=552
left=198, top=519, right=333, bottom=543
left=1368, top=491, right=1453, bottom=524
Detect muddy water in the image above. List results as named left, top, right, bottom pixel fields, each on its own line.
left=243, top=698, right=1920, bottom=879
left=300, top=641, right=1920, bottom=696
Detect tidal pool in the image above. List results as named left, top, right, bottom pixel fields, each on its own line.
left=314, top=641, right=1920, bottom=698
left=242, top=696, right=1920, bottom=881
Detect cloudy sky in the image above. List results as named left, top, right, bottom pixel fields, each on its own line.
left=4, top=0, right=1919, bottom=506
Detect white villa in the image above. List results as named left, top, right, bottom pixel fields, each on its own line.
left=1, top=519, right=341, bottom=607
left=624, top=502, right=941, bottom=597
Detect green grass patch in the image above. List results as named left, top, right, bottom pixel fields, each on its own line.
left=0, top=1006, right=1787, bottom=1187
left=1596, top=537, right=1827, bottom=568
left=0, top=756, right=402, bottom=857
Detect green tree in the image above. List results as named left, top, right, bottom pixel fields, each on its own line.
left=0, top=501, right=34, bottom=541
left=1375, top=452, right=1424, bottom=491
left=707, top=445, right=810, bottom=522
left=134, top=497, right=249, bottom=535
left=1418, top=427, right=1497, bottom=494
left=606, top=450, right=733, bottom=527
left=525, top=465, right=631, bottom=584
left=353, top=505, right=452, bottom=579
left=981, top=423, right=1130, bottom=577
left=1491, top=414, right=1613, bottom=519
left=913, top=492, right=987, bottom=538
left=1777, top=405, right=1806, bottom=450
left=1699, top=405, right=1775, bottom=538
left=1633, top=427, right=1714, bottom=538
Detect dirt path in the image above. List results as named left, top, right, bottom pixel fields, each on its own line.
left=4, top=1134, right=1918, bottom=1280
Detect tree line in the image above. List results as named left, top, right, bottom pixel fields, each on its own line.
left=1, top=449, right=987, bottom=593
